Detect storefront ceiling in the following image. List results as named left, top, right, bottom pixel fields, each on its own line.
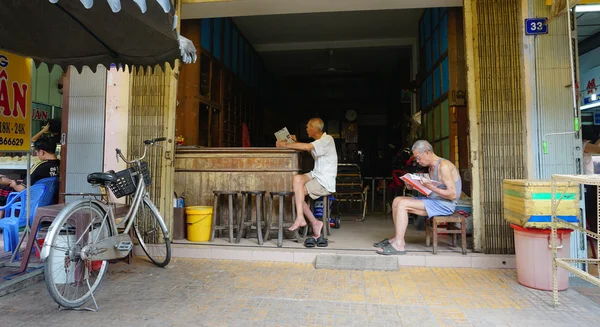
left=261, top=47, right=411, bottom=76
left=233, top=9, right=421, bottom=50
left=181, top=1, right=459, bottom=78
left=577, top=11, right=600, bottom=42
left=181, top=0, right=462, bottom=19
left=232, top=10, right=418, bottom=77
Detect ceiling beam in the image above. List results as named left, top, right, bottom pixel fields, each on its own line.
left=579, top=30, right=600, bottom=56
left=255, top=38, right=416, bottom=52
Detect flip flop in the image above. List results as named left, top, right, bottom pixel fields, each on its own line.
left=377, top=244, right=407, bottom=256
left=304, top=237, right=316, bottom=248
left=316, top=236, right=328, bottom=247
left=373, top=238, right=390, bottom=248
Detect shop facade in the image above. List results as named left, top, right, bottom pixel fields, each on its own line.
left=40, top=0, right=591, bottom=259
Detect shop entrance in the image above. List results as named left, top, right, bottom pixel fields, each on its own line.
left=174, top=4, right=471, bottom=253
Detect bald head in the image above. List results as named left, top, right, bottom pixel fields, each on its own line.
left=309, top=118, right=324, bottom=132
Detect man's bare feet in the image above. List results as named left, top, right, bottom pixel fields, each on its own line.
left=288, top=219, right=307, bottom=231
left=311, top=220, right=323, bottom=239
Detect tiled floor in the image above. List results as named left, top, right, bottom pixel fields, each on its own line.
left=177, top=214, right=472, bottom=252
left=1, top=257, right=599, bottom=326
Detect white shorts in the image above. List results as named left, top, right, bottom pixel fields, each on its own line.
left=304, top=173, right=330, bottom=200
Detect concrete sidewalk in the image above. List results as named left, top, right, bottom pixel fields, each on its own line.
left=0, top=257, right=599, bottom=327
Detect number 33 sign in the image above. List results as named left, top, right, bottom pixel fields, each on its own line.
left=525, top=18, right=548, bottom=35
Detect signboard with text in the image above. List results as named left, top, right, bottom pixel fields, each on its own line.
left=525, top=18, right=548, bottom=35
left=0, top=51, right=31, bottom=152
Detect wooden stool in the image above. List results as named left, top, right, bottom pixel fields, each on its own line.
left=266, top=191, right=304, bottom=247
left=236, top=191, right=267, bottom=245
left=211, top=191, right=240, bottom=243
left=425, top=214, right=467, bottom=255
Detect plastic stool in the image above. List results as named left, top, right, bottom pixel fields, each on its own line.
left=236, top=191, right=267, bottom=245
left=308, top=195, right=331, bottom=239
left=211, top=191, right=240, bottom=243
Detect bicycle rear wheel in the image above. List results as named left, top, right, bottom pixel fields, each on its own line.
left=44, top=201, right=112, bottom=309
left=134, top=199, right=171, bottom=267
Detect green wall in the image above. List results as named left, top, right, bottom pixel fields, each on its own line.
left=31, top=62, right=63, bottom=107
left=30, top=63, right=63, bottom=136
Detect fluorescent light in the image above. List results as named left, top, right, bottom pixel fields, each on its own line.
left=581, top=102, right=600, bottom=110
left=576, top=5, right=600, bottom=12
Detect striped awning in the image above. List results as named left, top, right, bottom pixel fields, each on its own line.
left=0, top=0, right=196, bottom=72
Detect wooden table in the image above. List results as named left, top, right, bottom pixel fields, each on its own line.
left=174, top=147, right=302, bottom=206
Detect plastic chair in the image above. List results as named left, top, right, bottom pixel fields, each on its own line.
left=6, top=176, right=58, bottom=207
left=0, top=184, right=46, bottom=253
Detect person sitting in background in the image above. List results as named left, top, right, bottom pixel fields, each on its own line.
left=0, top=137, right=60, bottom=208
left=374, top=140, right=462, bottom=255
left=32, top=118, right=61, bottom=144
left=276, top=118, right=337, bottom=245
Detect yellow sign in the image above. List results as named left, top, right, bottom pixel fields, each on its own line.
left=546, top=0, right=600, bottom=5
left=0, top=51, right=31, bottom=152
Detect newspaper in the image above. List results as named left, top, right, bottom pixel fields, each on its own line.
left=274, top=127, right=295, bottom=143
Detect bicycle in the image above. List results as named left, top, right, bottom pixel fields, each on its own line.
left=40, top=137, right=172, bottom=310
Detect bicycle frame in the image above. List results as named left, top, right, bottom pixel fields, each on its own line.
left=40, top=162, right=169, bottom=262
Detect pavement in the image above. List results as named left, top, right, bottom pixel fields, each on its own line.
left=0, top=257, right=599, bottom=327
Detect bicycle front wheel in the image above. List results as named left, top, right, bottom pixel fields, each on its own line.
left=44, top=201, right=112, bottom=309
left=134, top=199, right=171, bottom=267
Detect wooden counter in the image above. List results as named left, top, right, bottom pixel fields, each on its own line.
left=174, top=147, right=302, bottom=206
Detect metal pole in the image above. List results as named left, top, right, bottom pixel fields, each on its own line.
left=566, top=5, right=578, bottom=122
left=381, top=177, right=386, bottom=213
left=371, top=178, right=375, bottom=213
left=10, top=147, right=32, bottom=262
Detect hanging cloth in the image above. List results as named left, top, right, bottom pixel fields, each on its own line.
left=242, top=123, right=251, bottom=147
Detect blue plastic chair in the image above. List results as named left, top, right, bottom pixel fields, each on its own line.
left=6, top=176, right=58, bottom=207
left=0, top=184, right=46, bottom=253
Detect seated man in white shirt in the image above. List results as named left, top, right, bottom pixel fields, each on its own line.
left=276, top=118, right=338, bottom=242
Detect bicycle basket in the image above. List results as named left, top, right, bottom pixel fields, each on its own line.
left=107, top=162, right=152, bottom=199
left=131, top=161, right=152, bottom=186
left=107, top=169, right=136, bottom=198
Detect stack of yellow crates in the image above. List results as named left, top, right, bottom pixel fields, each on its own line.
left=503, top=179, right=580, bottom=229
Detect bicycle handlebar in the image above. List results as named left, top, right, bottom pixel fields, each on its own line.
left=116, top=137, right=167, bottom=164
left=144, top=137, right=167, bottom=145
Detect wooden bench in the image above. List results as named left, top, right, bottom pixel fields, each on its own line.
left=425, top=214, right=467, bottom=255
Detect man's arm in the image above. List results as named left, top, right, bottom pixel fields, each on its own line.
left=8, top=179, right=25, bottom=192
left=425, top=163, right=458, bottom=201
left=276, top=140, right=314, bottom=152
left=585, top=142, right=600, bottom=154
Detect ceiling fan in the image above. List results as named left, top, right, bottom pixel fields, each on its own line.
left=309, top=49, right=353, bottom=73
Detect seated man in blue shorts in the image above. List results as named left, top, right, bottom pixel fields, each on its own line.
left=375, top=140, right=462, bottom=255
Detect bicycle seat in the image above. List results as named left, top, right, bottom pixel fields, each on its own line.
left=87, top=172, right=117, bottom=185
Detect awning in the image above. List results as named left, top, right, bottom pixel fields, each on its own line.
left=0, top=0, right=196, bottom=72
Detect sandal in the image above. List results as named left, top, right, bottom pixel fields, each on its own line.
left=316, top=236, right=328, bottom=247
left=377, top=244, right=407, bottom=256
left=304, top=237, right=316, bottom=248
left=373, top=238, right=390, bottom=248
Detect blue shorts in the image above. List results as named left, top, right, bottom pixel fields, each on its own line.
left=414, top=197, right=456, bottom=218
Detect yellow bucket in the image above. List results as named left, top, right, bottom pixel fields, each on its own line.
left=186, top=206, right=213, bottom=242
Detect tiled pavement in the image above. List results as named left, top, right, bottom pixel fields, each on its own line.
left=0, top=257, right=599, bottom=327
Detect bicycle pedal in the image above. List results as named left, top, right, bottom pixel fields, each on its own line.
left=116, top=241, right=133, bottom=252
